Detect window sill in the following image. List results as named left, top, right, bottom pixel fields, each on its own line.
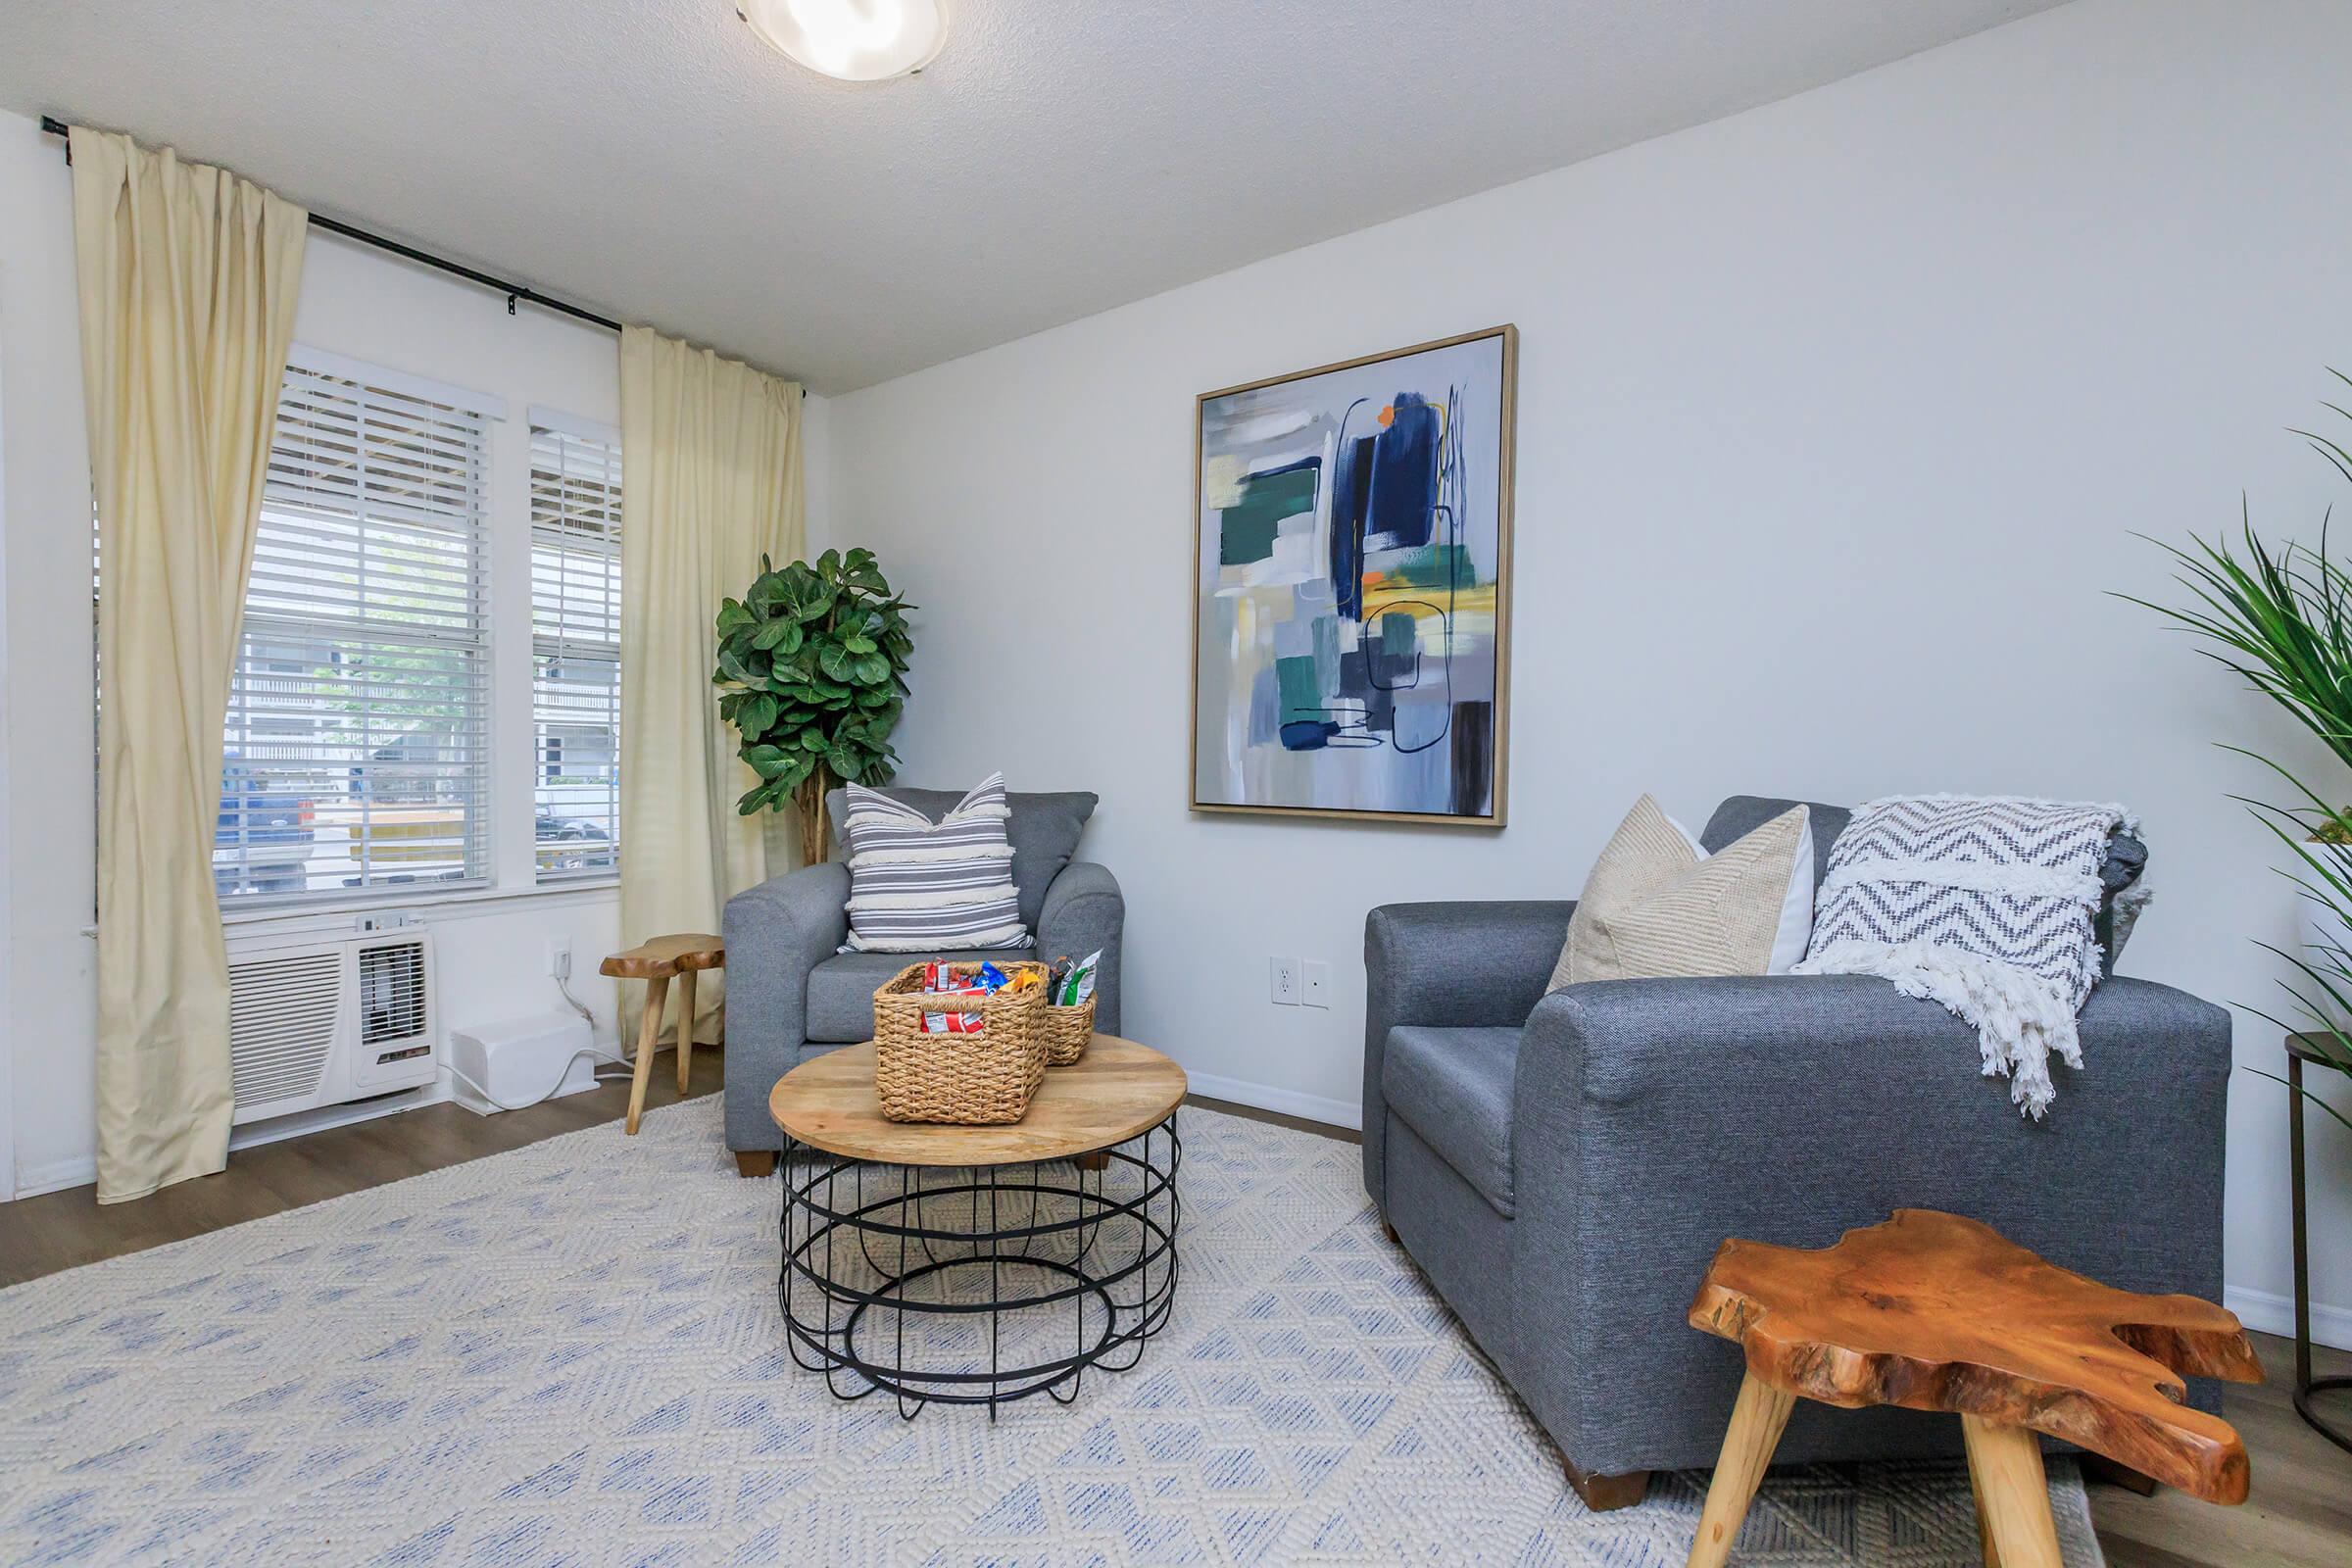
left=77, top=878, right=621, bottom=940
left=222, top=878, right=619, bottom=925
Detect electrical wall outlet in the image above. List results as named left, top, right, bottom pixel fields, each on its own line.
left=546, top=937, right=572, bottom=981
left=1270, top=956, right=1299, bottom=1005
left=1301, top=959, right=1331, bottom=1007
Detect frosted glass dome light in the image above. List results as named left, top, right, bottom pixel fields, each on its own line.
left=738, top=0, right=949, bottom=82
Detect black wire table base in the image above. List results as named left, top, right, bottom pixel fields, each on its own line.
left=776, top=1112, right=1181, bottom=1418
left=2286, top=1042, right=2352, bottom=1455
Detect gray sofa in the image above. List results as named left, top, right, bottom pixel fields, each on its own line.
left=720, top=785, right=1123, bottom=1174
left=1362, top=794, right=2231, bottom=1509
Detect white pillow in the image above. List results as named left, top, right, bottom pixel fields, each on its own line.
left=1768, top=812, right=1816, bottom=973
left=1665, top=805, right=1816, bottom=973
left=840, top=772, right=1032, bottom=953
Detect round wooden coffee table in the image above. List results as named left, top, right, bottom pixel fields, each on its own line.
left=767, top=1035, right=1185, bottom=1416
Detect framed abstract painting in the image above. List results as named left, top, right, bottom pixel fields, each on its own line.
left=1191, top=325, right=1516, bottom=826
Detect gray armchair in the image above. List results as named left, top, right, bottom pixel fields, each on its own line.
left=721, top=786, right=1122, bottom=1173
left=1362, top=795, right=2231, bottom=1510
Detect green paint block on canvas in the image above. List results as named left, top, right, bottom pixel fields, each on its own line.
left=1218, top=466, right=1319, bottom=565
left=1274, top=654, right=1324, bottom=723
left=1380, top=611, right=1419, bottom=657
left=1379, top=543, right=1477, bottom=589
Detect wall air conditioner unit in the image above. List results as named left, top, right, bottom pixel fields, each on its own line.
left=224, top=928, right=440, bottom=1124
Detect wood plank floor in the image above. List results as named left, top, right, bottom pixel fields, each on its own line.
left=2091, top=1335, right=2352, bottom=1568
left=1, top=1060, right=2344, bottom=1566
left=0, top=1045, right=729, bottom=1288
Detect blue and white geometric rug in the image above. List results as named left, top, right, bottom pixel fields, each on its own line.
left=0, top=1098, right=2101, bottom=1564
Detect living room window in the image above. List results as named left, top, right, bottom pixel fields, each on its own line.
left=215, top=349, right=496, bottom=905
left=528, top=414, right=622, bottom=881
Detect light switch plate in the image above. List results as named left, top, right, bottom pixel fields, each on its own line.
left=1301, top=959, right=1331, bottom=1007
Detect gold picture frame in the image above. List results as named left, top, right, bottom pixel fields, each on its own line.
left=1189, top=324, right=1517, bottom=826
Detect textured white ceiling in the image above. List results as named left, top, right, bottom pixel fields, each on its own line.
left=0, top=1, right=2063, bottom=392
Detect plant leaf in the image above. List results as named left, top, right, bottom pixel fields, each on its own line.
left=717, top=549, right=909, bottom=811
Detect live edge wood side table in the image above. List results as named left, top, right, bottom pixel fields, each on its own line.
left=601, top=933, right=724, bottom=1135
left=1684, top=1209, right=2263, bottom=1568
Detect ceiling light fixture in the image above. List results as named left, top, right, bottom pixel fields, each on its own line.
left=737, top=0, right=948, bottom=82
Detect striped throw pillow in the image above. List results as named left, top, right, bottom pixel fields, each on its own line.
left=841, top=773, right=1033, bottom=953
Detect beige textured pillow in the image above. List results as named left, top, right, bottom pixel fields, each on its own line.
left=1550, top=796, right=1811, bottom=988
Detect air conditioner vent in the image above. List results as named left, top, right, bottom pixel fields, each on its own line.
left=223, top=928, right=439, bottom=1124
left=359, top=939, right=429, bottom=1047
left=227, top=950, right=341, bottom=1106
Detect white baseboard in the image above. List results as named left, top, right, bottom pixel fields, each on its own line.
left=2227, top=1283, right=2352, bottom=1353
left=15, top=1154, right=99, bottom=1200
left=10, top=1084, right=450, bottom=1201
left=1185, top=1070, right=1361, bottom=1133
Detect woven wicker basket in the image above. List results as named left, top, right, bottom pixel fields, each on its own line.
left=1040, top=997, right=1096, bottom=1065
left=871, top=962, right=1049, bottom=1124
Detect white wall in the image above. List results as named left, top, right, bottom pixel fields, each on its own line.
left=829, top=0, right=2352, bottom=1344
left=0, top=177, right=15, bottom=1200
left=0, top=107, right=95, bottom=1197
left=0, top=108, right=832, bottom=1196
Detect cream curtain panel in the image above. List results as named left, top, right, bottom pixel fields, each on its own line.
left=618, top=325, right=806, bottom=1041
left=73, top=128, right=307, bottom=1202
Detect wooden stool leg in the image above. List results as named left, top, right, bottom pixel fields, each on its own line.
left=1961, top=1416, right=2002, bottom=1568
left=1960, top=1416, right=2063, bottom=1568
left=1687, top=1370, right=1796, bottom=1567
left=674, top=969, right=698, bottom=1094
left=626, top=974, right=668, bottom=1136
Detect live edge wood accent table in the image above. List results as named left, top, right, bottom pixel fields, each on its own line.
left=1684, top=1209, right=2263, bottom=1568
left=601, top=933, right=725, bottom=1135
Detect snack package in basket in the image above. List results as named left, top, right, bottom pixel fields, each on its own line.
left=916, top=959, right=1043, bottom=1033
left=1052, top=949, right=1102, bottom=1007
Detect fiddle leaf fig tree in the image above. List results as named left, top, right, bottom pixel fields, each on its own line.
left=714, top=547, right=912, bottom=865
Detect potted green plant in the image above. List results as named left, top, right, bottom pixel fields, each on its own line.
left=2126, top=378, right=2352, bottom=1136
left=713, top=547, right=913, bottom=866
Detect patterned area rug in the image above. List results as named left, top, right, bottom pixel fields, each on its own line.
left=0, top=1097, right=2103, bottom=1565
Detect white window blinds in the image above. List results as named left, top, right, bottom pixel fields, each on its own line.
left=218, top=359, right=494, bottom=903
left=529, top=418, right=622, bottom=880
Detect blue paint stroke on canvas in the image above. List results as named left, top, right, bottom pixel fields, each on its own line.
left=1195, top=334, right=1506, bottom=818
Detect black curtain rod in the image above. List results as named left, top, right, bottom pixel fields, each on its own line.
left=39, top=115, right=623, bottom=334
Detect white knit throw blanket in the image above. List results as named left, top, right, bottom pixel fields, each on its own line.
left=1791, top=794, right=2141, bottom=1117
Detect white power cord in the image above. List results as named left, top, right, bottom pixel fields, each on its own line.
left=440, top=949, right=629, bottom=1113
left=556, top=972, right=597, bottom=1028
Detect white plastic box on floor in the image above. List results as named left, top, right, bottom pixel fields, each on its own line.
left=447, top=1010, right=604, bottom=1115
